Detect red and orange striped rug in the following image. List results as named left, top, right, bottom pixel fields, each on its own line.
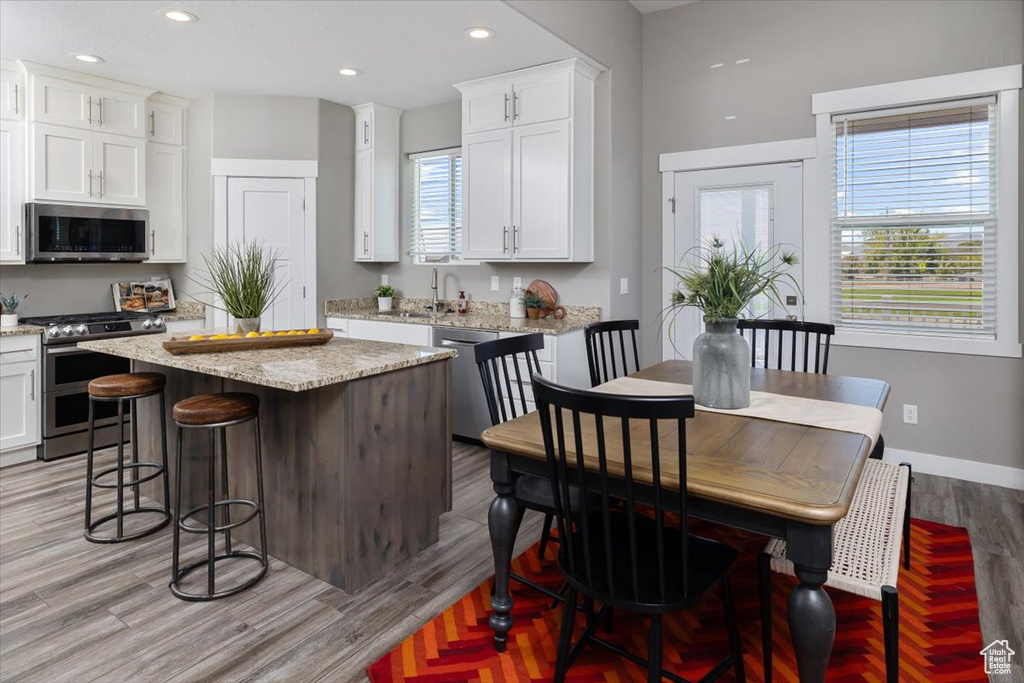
left=368, top=518, right=985, bottom=682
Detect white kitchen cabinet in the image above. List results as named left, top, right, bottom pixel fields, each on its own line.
left=324, top=318, right=350, bottom=337
left=495, top=329, right=588, bottom=415
left=1, top=67, right=24, bottom=121
left=147, top=100, right=184, bottom=146
left=352, top=103, right=401, bottom=262
left=461, top=129, right=512, bottom=260
left=146, top=143, right=185, bottom=262
left=344, top=319, right=432, bottom=346
left=0, top=120, right=24, bottom=263
left=0, top=335, right=40, bottom=454
left=30, top=123, right=145, bottom=206
left=31, top=75, right=146, bottom=138
left=455, top=59, right=598, bottom=263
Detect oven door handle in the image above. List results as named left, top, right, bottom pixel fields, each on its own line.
left=45, top=345, right=92, bottom=355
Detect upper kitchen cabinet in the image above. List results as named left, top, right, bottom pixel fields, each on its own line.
left=145, top=94, right=187, bottom=262
left=147, top=99, right=184, bottom=146
left=0, top=121, right=24, bottom=263
left=353, top=103, right=401, bottom=262
left=455, top=59, right=599, bottom=262
left=30, top=75, right=148, bottom=138
left=30, top=123, right=146, bottom=206
left=0, top=65, right=24, bottom=121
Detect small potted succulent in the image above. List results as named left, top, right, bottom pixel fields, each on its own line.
left=521, top=292, right=547, bottom=320
left=375, top=284, right=396, bottom=312
left=0, top=293, right=27, bottom=328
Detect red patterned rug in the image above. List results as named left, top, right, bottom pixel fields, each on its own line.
left=368, top=518, right=985, bottom=682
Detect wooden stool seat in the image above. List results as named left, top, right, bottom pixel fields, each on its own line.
left=89, top=372, right=166, bottom=398
left=173, top=392, right=260, bottom=426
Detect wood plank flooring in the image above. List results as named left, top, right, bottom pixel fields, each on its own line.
left=1, top=444, right=1021, bottom=682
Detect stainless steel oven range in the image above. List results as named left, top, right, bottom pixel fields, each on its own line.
left=20, top=312, right=166, bottom=461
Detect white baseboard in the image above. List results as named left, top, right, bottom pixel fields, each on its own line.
left=0, top=445, right=38, bottom=469
left=883, top=447, right=1024, bottom=490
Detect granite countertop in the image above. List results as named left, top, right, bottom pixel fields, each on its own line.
left=0, top=324, right=44, bottom=337
left=79, top=330, right=456, bottom=392
left=161, top=300, right=206, bottom=322
left=324, top=297, right=600, bottom=335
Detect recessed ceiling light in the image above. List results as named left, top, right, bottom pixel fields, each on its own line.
left=163, top=9, right=198, bottom=23
left=338, top=68, right=362, bottom=77
left=71, top=53, right=104, bottom=64
left=465, top=27, right=494, bottom=39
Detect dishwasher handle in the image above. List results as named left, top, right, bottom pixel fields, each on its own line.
left=438, top=338, right=483, bottom=347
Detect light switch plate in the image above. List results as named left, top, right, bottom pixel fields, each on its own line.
left=513, top=277, right=522, bottom=289
left=620, top=278, right=629, bottom=295
left=491, top=276, right=500, bottom=291
left=786, top=295, right=797, bottom=306
left=381, top=274, right=389, bottom=285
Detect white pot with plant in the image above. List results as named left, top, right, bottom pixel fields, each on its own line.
left=0, top=293, right=27, bottom=328
left=189, top=241, right=287, bottom=334
left=664, top=237, right=799, bottom=409
left=375, top=284, right=395, bottom=312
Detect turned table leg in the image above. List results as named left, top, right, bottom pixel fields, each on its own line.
left=786, top=523, right=835, bottom=682
left=488, top=475, right=522, bottom=652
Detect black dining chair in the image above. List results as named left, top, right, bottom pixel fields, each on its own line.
left=584, top=320, right=641, bottom=387
left=738, top=318, right=885, bottom=460
left=532, top=374, right=745, bottom=683
left=474, top=334, right=564, bottom=601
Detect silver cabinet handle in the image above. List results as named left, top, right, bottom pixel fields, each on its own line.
left=151, top=230, right=155, bottom=255
left=14, top=226, right=19, bottom=254
left=504, top=93, right=509, bottom=122
left=29, top=369, right=35, bottom=400
left=12, top=84, right=17, bottom=115
left=88, top=170, right=93, bottom=197
left=97, top=97, right=104, bottom=126
left=512, top=90, right=519, bottom=120
left=97, top=171, right=103, bottom=198
left=363, top=120, right=369, bottom=145
left=87, top=96, right=93, bottom=124
left=513, top=225, right=519, bottom=253
left=363, top=231, right=369, bottom=255
left=503, top=226, right=509, bottom=253
left=150, top=110, right=155, bottom=137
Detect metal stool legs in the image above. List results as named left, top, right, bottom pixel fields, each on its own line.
left=84, top=390, right=171, bottom=543
left=170, top=415, right=268, bottom=601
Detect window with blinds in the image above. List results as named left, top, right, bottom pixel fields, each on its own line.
left=832, top=98, right=997, bottom=338
left=407, top=148, right=463, bottom=264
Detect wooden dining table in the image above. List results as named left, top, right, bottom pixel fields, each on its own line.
left=481, top=360, right=890, bottom=683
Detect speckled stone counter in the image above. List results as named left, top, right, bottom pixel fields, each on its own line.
left=324, top=297, right=600, bottom=335
left=79, top=330, right=455, bottom=392
left=0, top=324, right=43, bottom=337
left=160, top=300, right=206, bottom=322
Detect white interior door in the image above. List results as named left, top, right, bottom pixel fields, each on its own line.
left=224, top=176, right=307, bottom=332
left=667, top=163, right=802, bottom=360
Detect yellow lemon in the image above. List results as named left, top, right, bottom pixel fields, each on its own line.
left=261, top=331, right=275, bottom=337
left=228, top=334, right=243, bottom=339
left=276, top=331, right=289, bottom=336
left=188, top=335, right=206, bottom=341
left=295, top=331, right=306, bottom=335
left=209, top=334, right=229, bottom=340
left=308, top=328, right=320, bottom=334
left=244, top=331, right=260, bottom=338
left=287, top=330, right=300, bottom=335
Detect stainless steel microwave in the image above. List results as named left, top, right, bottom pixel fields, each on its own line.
left=26, top=203, right=149, bottom=263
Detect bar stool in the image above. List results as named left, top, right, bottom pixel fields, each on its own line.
left=85, top=372, right=171, bottom=543
left=170, top=392, right=268, bottom=601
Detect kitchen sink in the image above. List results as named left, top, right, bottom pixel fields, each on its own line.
left=377, top=311, right=437, bottom=319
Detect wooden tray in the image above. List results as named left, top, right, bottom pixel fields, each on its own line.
left=163, top=330, right=334, bottom=355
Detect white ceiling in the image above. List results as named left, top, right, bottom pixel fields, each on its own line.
left=628, top=0, right=698, bottom=14
left=0, top=0, right=591, bottom=110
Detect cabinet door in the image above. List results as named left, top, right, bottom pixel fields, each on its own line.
left=146, top=143, right=184, bottom=262
left=354, top=148, right=374, bottom=260
left=93, top=87, right=146, bottom=138
left=146, top=101, right=183, bottom=145
left=31, top=76, right=93, bottom=130
left=93, top=133, right=145, bottom=206
left=512, top=71, right=570, bottom=127
left=462, top=83, right=513, bottom=134
left=0, top=359, right=39, bottom=451
left=461, top=129, right=512, bottom=260
left=355, top=108, right=373, bottom=151
left=31, top=123, right=93, bottom=203
left=0, top=69, right=23, bottom=121
left=346, top=319, right=431, bottom=346
left=513, top=121, right=569, bottom=260
left=0, top=122, right=24, bottom=263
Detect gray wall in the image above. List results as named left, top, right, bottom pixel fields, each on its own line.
left=211, top=94, right=319, bottom=161
left=0, top=263, right=182, bottom=316
left=640, top=0, right=1024, bottom=469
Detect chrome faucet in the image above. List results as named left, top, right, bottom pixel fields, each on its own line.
left=429, top=267, right=440, bottom=313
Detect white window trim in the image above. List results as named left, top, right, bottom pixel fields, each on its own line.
left=405, top=146, right=478, bottom=266
left=805, top=66, right=1022, bottom=359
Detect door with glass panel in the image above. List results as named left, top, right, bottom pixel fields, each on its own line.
left=666, top=163, right=802, bottom=360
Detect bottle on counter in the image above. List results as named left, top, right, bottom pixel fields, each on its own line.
left=457, top=290, right=468, bottom=315
left=509, top=287, right=526, bottom=319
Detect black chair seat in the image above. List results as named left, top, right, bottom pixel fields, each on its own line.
left=560, top=512, right=737, bottom=613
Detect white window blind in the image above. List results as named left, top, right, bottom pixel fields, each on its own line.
left=407, top=148, right=463, bottom=264
left=832, top=98, right=997, bottom=338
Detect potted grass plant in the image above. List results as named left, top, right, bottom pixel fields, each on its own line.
left=664, top=237, right=799, bottom=409
left=0, top=293, right=27, bottom=328
left=375, top=284, right=396, bottom=312
left=189, top=241, right=287, bottom=334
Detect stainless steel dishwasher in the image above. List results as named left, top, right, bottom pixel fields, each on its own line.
left=433, top=327, right=499, bottom=442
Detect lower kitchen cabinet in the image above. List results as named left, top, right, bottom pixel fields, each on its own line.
left=0, top=335, right=40, bottom=464
left=339, top=318, right=432, bottom=346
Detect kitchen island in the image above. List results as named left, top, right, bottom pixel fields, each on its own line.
left=78, top=332, right=455, bottom=592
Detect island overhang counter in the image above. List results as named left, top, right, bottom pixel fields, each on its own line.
left=78, top=333, right=456, bottom=592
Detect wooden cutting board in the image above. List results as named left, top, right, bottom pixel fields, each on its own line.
left=163, top=330, right=334, bottom=355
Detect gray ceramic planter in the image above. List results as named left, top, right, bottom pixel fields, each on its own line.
left=692, top=318, right=750, bottom=409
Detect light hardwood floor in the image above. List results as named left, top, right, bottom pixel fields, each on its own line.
left=1, top=443, right=1021, bottom=682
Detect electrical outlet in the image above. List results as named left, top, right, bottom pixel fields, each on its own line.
left=620, top=278, right=629, bottom=295
left=903, top=404, right=918, bottom=425
left=786, top=295, right=797, bottom=306
left=381, top=274, right=389, bottom=286
left=513, top=277, right=522, bottom=289
left=491, top=276, right=500, bottom=291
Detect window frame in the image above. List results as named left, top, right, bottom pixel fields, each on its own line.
left=804, top=65, right=1021, bottom=358
left=405, top=146, right=476, bottom=266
